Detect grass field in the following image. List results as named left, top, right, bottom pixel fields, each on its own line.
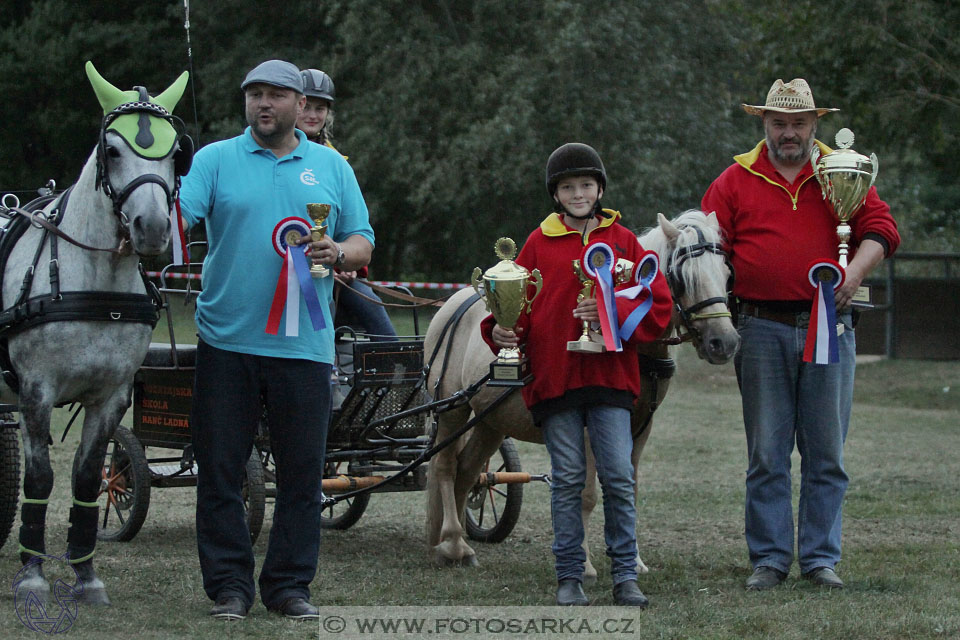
left=0, top=307, right=957, bottom=638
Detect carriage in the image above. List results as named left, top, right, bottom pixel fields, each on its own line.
left=91, top=248, right=543, bottom=546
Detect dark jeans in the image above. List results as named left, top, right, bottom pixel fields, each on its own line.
left=191, top=339, right=331, bottom=609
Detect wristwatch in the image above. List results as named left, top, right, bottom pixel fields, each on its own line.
left=335, top=244, right=346, bottom=266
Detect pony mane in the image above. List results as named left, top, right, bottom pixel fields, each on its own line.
left=638, top=209, right=728, bottom=297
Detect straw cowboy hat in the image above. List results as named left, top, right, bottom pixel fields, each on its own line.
left=742, top=78, right=839, bottom=117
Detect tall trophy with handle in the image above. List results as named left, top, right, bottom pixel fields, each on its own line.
left=471, top=237, right=542, bottom=386
left=811, top=128, right=878, bottom=305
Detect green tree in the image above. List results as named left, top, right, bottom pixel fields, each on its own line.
left=731, top=0, right=960, bottom=250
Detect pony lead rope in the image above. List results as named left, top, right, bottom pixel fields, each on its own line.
left=803, top=260, right=845, bottom=364
left=266, top=217, right=326, bottom=336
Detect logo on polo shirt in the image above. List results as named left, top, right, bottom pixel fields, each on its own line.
left=300, top=168, right=319, bottom=186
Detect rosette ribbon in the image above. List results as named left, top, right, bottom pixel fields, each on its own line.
left=803, top=260, right=845, bottom=365
left=615, top=251, right=659, bottom=342
left=265, top=217, right=326, bottom=336
left=171, top=199, right=188, bottom=265
left=582, top=242, right=622, bottom=352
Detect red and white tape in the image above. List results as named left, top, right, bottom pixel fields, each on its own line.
left=145, top=271, right=467, bottom=290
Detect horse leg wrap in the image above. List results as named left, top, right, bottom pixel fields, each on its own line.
left=67, top=501, right=100, bottom=564
left=18, top=500, right=48, bottom=563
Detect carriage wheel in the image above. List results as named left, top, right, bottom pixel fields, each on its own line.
left=0, top=421, right=20, bottom=551
left=465, top=437, right=523, bottom=543
left=97, top=426, right=151, bottom=542
left=243, top=450, right=266, bottom=543
left=320, top=461, right=371, bottom=530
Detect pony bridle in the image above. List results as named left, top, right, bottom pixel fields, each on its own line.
left=666, top=226, right=733, bottom=344
left=95, top=97, right=188, bottom=244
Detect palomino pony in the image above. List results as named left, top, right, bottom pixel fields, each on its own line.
left=2, top=62, right=190, bottom=606
left=423, top=210, right=740, bottom=581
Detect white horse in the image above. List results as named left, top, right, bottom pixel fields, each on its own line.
left=423, top=210, right=740, bottom=582
left=2, top=62, right=189, bottom=606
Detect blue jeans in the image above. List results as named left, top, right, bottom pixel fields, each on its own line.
left=191, top=340, right=331, bottom=609
left=541, top=405, right=637, bottom=584
left=335, top=279, right=397, bottom=339
left=735, top=313, right=855, bottom=575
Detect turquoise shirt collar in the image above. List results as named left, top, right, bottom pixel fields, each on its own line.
left=241, top=126, right=307, bottom=159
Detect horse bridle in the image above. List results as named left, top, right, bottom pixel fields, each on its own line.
left=665, top=225, right=733, bottom=345
left=95, top=95, right=193, bottom=243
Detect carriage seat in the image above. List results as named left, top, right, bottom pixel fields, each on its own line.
left=140, top=342, right=197, bottom=368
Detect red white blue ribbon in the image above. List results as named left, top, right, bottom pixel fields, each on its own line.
left=265, top=217, right=326, bottom=336
left=615, top=251, right=659, bottom=342
left=171, top=199, right=188, bottom=265
left=582, top=242, right=622, bottom=352
left=803, top=260, right=845, bottom=365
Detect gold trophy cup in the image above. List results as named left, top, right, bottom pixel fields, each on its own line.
left=567, top=259, right=605, bottom=352
left=471, top=237, right=543, bottom=386
left=567, top=256, right=636, bottom=352
left=811, top=128, right=878, bottom=305
left=306, top=203, right=332, bottom=278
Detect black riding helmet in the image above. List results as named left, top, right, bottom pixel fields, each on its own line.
left=545, top=143, right=607, bottom=197
left=300, top=69, right=335, bottom=102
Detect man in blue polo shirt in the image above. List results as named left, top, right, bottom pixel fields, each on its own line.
left=179, top=59, right=374, bottom=621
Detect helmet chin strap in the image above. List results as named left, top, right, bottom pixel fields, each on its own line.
left=557, top=201, right=608, bottom=245
left=558, top=200, right=606, bottom=220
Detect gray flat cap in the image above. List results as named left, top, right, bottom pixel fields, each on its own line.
left=241, top=60, right=304, bottom=93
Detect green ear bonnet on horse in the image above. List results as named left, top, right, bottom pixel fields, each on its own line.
left=85, top=61, right=190, bottom=163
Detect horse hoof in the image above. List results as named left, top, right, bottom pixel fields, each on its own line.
left=15, top=577, right=50, bottom=604
left=637, top=556, right=650, bottom=574
left=78, top=587, right=111, bottom=606
left=430, top=546, right=479, bottom=568
left=582, top=572, right=598, bottom=587
left=75, top=574, right=111, bottom=606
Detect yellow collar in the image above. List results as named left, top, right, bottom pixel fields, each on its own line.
left=540, top=208, right=621, bottom=242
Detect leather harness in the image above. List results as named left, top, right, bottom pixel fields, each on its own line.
left=0, top=189, right=161, bottom=393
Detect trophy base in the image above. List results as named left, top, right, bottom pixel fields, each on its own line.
left=850, top=284, right=873, bottom=308
left=567, top=338, right=606, bottom=353
left=311, top=266, right=330, bottom=279
left=487, top=359, right=532, bottom=387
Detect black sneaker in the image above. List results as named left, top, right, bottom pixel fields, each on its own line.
left=209, top=596, right=248, bottom=621
left=804, top=567, right=844, bottom=589
left=270, top=597, right=320, bottom=620
left=612, top=579, right=649, bottom=607
left=745, top=566, right=787, bottom=591
left=556, top=579, right=589, bottom=606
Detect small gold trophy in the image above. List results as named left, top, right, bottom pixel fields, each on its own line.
left=811, top=128, right=878, bottom=306
left=567, top=256, right=636, bottom=352
left=306, top=203, right=332, bottom=278
left=471, top=237, right=542, bottom=386
left=567, top=259, right=605, bottom=352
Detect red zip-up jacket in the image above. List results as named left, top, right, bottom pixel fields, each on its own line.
left=480, top=210, right=672, bottom=423
left=702, top=140, right=900, bottom=302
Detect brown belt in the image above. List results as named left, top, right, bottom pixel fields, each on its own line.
left=740, top=302, right=810, bottom=327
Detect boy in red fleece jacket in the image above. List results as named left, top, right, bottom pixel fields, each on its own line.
left=481, top=143, right=672, bottom=606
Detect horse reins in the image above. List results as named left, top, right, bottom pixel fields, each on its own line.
left=96, top=98, right=189, bottom=234
left=664, top=225, right=733, bottom=346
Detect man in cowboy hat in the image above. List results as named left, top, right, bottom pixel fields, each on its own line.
left=701, top=78, right=899, bottom=590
